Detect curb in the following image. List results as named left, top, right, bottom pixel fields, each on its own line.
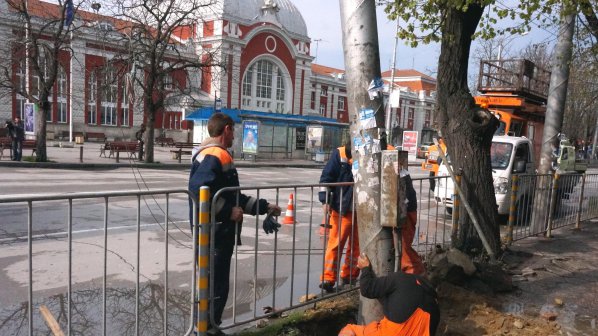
left=0, top=161, right=329, bottom=170
left=0, top=161, right=425, bottom=171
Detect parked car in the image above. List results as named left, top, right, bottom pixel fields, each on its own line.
left=417, top=144, right=430, bottom=159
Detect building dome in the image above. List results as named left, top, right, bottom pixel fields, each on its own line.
left=221, top=0, right=308, bottom=37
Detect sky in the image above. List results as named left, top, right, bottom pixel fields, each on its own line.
left=293, top=1, right=557, bottom=77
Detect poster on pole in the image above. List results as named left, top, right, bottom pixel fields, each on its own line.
left=242, top=120, right=259, bottom=154
left=402, top=131, right=418, bottom=156
left=24, top=103, right=36, bottom=135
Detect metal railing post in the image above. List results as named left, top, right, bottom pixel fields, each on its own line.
left=506, top=175, right=518, bottom=245
left=575, top=174, right=586, bottom=230
left=451, top=175, right=461, bottom=239
left=546, top=174, right=560, bottom=238
left=197, top=186, right=210, bottom=335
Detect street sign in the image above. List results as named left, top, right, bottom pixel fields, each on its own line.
left=402, top=130, right=418, bottom=156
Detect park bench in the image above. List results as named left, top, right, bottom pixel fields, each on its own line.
left=155, top=136, right=175, bottom=147
left=0, top=138, right=36, bottom=160
left=85, top=132, right=106, bottom=142
left=170, top=142, right=201, bottom=162
left=100, top=141, right=138, bottom=161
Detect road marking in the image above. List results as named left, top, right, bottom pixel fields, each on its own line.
left=0, top=220, right=190, bottom=243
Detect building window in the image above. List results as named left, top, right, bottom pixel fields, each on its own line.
left=31, top=49, right=53, bottom=122
left=57, top=66, right=67, bottom=123
left=243, top=67, right=253, bottom=96
left=310, top=91, right=315, bottom=110
left=16, top=58, right=26, bottom=119
left=256, top=60, right=273, bottom=99
left=320, top=87, right=327, bottom=96
left=241, top=59, right=289, bottom=113
left=101, top=68, right=118, bottom=126
left=164, top=112, right=181, bottom=130
left=120, top=82, right=130, bottom=127
left=338, top=98, right=345, bottom=111
left=319, top=103, right=325, bottom=115
left=424, top=109, right=431, bottom=128
left=87, top=71, right=97, bottom=125
left=164, top=73, right=173, bottom=90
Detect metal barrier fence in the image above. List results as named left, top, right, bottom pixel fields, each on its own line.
left=2, top=173, right=597, bottom=335
left=208, top=183, right=355, bottom=332
left=0, top=189, right=199, bottom=336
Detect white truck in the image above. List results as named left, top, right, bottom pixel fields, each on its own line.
left=434, top=135, right=586, bottom=217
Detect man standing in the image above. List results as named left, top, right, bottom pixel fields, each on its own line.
left=338, top=254, right=440, bottom=336
left=6, top=116, right=25, bottom=161
left=319, top=142, right=359, bottom=292
left=188, top=113, right=281, bottom=332
left=135, top=123, right=146, bottom=161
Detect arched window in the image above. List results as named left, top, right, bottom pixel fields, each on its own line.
left=241, top=59, right=289, bottom=114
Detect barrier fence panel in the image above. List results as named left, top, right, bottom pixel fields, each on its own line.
left=2, top=173, right=597, bottom=335
left=209, top=183, right=358, bottom=332
left=0, top=189, right=198, bottom=336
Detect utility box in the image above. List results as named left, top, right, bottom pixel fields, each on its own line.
left=75, top=136, right=84, bottom=144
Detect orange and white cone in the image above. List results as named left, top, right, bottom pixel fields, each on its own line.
left=282, top=193, right=296, bottom=225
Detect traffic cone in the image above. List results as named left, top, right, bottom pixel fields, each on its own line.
left=282, top=193, right=296, bottom=225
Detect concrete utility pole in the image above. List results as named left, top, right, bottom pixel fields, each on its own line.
left=531, top=11, right=575, bottom=234
left=538, top=12, right=575, bottom=174
left=339, top=0, right=393, bottom=324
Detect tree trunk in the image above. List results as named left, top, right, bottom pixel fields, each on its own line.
left=145, top=111, right=155, bottom=163
left=339, top=0, right=393, bottom=325
left=35, top=99, right=49, bottom=162
left=436, top=5, right=501, bottom=255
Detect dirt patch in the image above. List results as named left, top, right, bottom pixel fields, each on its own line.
left=436, top=282, right=561, bottom=335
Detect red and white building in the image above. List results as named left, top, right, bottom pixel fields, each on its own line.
left=0, top=0, right=436, bottom=145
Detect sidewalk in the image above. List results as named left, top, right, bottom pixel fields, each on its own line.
left=0, top=141, right=425, bottom=170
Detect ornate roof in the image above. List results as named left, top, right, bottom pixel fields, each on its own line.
left=220, top=0, right=308, bottom=37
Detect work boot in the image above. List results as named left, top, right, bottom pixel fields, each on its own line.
left=319, top=281, right=335, bottom=293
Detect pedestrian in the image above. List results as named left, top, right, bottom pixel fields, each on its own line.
left=401, top=162, right=426, bottom=275
left=5, top=116, right=24, bottom=161
left=135, top=123, right=146, bottom=160
left=319, top=141, right=359, bottom=292
left=338, top=254, right=440, bottom=336
left=188, top=112, right=281, bottom=333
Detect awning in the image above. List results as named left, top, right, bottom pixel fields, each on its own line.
left=185, top=107, right=349, bottom=128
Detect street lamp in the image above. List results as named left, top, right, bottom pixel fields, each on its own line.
left=497, top=31, right=529, bottom=61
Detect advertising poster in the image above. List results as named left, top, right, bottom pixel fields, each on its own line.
left=307, top=126, right=323, bottom=149
left=402, top=131, right=418, bottom=156
left=242, top=120, right=259, bottom=154
left=24, top=103, right=36, bottom=135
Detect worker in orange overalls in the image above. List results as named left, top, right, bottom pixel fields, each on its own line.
left=401, top=166, right=426, bottom=275
left=319, top=143, right=359, bottom=292
left=338, top=254, right=440, bottom=336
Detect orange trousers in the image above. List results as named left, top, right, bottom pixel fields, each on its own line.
left=402, top=212, right=425, bottom=275
left=321, top=210, right=360, bottom=282
left=338, top=310, right=431, bottom=336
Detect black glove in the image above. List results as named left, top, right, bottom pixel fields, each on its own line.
left=263, top=213, right=281, bottom=234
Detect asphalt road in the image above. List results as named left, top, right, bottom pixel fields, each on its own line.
left=0, top=165, right=439, bottom=335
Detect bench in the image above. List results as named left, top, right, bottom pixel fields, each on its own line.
left=170, top=142, right=201, bottom=162
left=100, top=141, right=138, bottom=161
left=155, top=136, right=175, bottom=147
left=0, top=138, right=36, bottom=160
left=86, top=132, right=106, bottom=142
